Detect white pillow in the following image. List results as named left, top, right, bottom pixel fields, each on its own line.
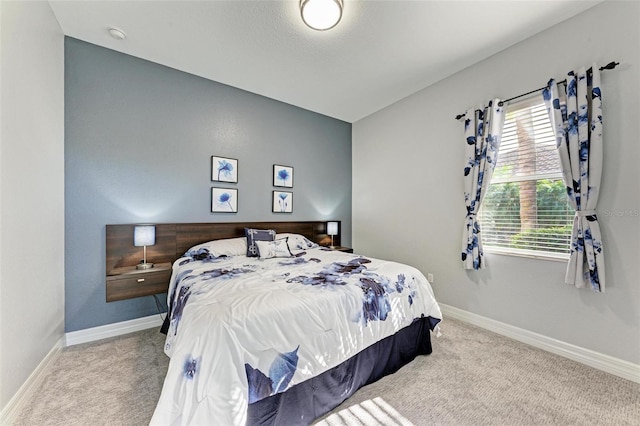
left=256, top=238, right=293, bottom=259
left=276, top=233, right=319, bottom=252
left=184, top=237, right=247, bottom=257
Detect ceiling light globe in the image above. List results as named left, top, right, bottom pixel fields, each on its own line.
left=301, top=0, right=343, bottom=31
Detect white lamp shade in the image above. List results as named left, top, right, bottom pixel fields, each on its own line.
left=301, top=0, right=343, bottom=31
left=327, top=221, right=338, bottom=236
left=134, top=225, right=156, bottom=247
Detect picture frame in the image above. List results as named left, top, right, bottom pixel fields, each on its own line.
left=272, top=190, right=293, bottom=213
left=211, top=156, right=238, bottom=183
left=211, top=187, right=238, bottom=213
left=273, top=164, right=293, bottom=188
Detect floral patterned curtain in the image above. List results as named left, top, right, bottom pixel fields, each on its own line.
left=543, top=65, right=605, bottom=292
left=461, top=99, right=505, bottom=270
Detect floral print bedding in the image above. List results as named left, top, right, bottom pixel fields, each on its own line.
left=150, top=246, right=441, bottom=425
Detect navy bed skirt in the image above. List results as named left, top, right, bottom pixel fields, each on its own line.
left=246, top=315, right=438, bottom=425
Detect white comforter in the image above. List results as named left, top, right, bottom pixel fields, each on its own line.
left=151, top=247, right=441, bottom=425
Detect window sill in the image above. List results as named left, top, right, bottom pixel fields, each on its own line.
left=484, top=247, right=569, bottom=262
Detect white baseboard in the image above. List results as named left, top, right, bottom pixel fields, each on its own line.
left=0, top=337, right=63, bottom=425
left=65, top=314, right=164, bottom=347
left=439, top=303, right=640, bottom=384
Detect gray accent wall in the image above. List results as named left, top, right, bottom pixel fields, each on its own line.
left=65, top=38, right=351, bottom=332
left=353, top=1, right=640, bottom=365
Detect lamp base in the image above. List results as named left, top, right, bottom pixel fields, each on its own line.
left=136, top=262, right=154, bottom=270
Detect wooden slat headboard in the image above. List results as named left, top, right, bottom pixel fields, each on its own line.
left=106, top=221, right=341, bottom=274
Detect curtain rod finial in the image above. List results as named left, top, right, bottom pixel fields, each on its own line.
left=600, top=61, right=619, bottom=71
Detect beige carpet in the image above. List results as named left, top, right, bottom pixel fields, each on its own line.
left=13, top=318, right=640, bottom=425
left=314, top=397, right=414, bottom=426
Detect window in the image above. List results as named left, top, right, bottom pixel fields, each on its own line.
left=478, top=95, right=572, bottom=259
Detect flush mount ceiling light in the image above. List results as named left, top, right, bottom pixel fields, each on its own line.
left=300, top=0, right=343, bottom=31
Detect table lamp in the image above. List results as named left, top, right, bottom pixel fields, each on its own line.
left=134, top=225, right=155, bottom=270
left=327, top=221, right=338, bottom=248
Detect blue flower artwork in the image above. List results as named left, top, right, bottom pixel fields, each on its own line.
left=211, top=156, right=238, bottom=183
left=273, top=191, right=293, bottom=213
left=273, top=165, right=293, bottom=188
left=278, top=169, right=289, bottom=182
left=211, top=187, right=238, bottom=213
left=217, top=161, right=233, bottom=179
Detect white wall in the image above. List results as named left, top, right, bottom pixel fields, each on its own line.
left=353, top=1, right=640, bottom=365
left=0, top=0, right=65, bottom=411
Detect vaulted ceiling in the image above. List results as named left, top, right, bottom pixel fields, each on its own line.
left=49, top=1, right=602, bottom=123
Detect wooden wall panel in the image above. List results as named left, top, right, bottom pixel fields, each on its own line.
left=106, top=221, right=340, bottom=273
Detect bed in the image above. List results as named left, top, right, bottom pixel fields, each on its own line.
left=106, top=221, right=441, bottom=425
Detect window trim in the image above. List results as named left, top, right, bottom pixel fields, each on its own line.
left=484, top=245, right=570, bottom=262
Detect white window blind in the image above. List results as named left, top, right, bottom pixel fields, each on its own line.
left=478, top=95, right=572, bottom=258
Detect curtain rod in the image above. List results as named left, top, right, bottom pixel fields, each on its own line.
left=454, top=61, right=620, bottom=120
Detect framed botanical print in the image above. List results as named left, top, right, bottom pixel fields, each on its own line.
left=211, top=156, right=238, bottom=183
left=273, top=164, right=293, bottom=188
left=211, top=187, right=238, bottom=213
left=272, top=190, right=293, bottom=213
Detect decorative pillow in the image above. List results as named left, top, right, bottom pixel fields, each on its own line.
left=276, top=233, right=319, bottom=252
left=184, top=237, right=247, bottom=258
left=255, top=238, right=293, bottom=259
left=245, top=228, right=276, bottom=257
